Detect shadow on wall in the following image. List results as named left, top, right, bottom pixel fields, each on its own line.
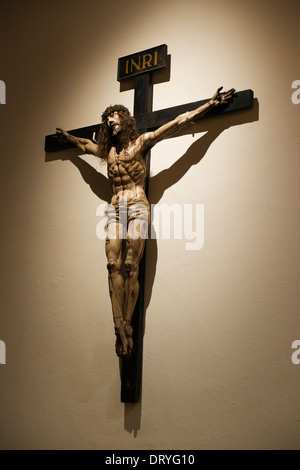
left=144, top=100, right=259, bottom=314
left=123, top=101, right=259, bottom=435
left=44, top=99, right=259, bottom=434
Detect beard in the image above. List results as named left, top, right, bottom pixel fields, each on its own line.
left=111, top=128, right=126, bottom=152
left=111, top=124, right=122, bottom=136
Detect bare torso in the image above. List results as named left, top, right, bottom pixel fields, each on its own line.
left=107, top=136, right=149, bottom=207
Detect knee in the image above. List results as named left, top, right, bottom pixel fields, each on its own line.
left=107, top=259, right=121, bottom=275
left=125, top=258, right=139, bottom=277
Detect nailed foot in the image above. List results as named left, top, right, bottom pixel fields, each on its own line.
left=125, top=323, right=133, bottom=358
left=115, top=321, right=134, bottom=359
left=115, top=321, right=127, bottom=358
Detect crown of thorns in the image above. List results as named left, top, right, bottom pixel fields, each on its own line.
left=101, top=104, right=131, bottom=122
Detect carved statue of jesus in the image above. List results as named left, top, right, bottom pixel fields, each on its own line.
left=56, top=86, right=235, bottom=359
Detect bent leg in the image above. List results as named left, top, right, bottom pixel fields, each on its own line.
left=124, top=218, right=147, bottom=356
left=105, top=223, right=128, bottom=357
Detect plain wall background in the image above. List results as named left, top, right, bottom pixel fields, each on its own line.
left=0, top=0, right=299, bottom=449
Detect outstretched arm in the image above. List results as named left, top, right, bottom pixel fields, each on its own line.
left=56, top=128, right=98, bottom=155
left=143, top=87, right=235, bottom=148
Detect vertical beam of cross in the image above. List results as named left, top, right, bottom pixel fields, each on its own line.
left=120, top=72, right=153, bottom=403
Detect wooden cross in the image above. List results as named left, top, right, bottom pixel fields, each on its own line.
left=45, top=44, right=254, bottom=403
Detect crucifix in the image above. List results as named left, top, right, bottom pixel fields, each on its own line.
left=45, top=44, right=254, bottom=403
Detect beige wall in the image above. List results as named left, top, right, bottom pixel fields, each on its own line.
left=0, top=0, right=299, bottom=449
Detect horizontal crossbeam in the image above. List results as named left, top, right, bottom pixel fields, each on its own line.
left=44, top=89, right=253, bottom=153
left=135, top=89, right=253, bottom=131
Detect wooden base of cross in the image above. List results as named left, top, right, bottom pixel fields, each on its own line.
left=44, top=45, right=254, bottom=403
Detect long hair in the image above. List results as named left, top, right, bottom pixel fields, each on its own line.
left=97, top=106, right=140, bottom=161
